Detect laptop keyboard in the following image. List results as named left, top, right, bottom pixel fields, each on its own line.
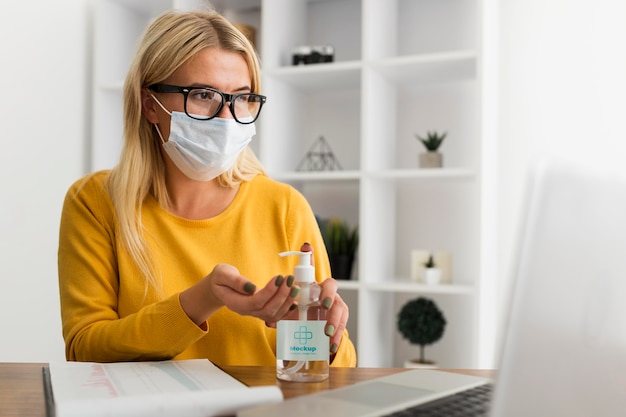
left=383, top=383, right=494, bottom=417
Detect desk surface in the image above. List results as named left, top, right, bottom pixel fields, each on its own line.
left=0, top=362, right=494, bottom=417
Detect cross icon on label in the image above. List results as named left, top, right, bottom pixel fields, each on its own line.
left=293, top=325, right=313, bottom=345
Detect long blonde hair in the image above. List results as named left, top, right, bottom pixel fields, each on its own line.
left=106, top=9, right=266, bottom=291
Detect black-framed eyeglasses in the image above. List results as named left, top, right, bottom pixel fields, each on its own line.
left=148, top=84, right=266, bottom=124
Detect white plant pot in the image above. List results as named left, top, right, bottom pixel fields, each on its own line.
left=419, top=151, right=443, bottom=168
left=422, top=268, right=442, bottom=285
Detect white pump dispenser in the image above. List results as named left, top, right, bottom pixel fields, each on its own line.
left=280, top=250, right=315, bottom=283
left=276, top=250, right=329, bottom=382
left=279, top=251, right=318, bottom=320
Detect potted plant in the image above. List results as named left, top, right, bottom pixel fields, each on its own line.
left=397, top=297, right=447, bottom=368
left=422, top=254, right=442, bottom=285
left=415, top=130, right=447, bottom=168
left=322, top=218, right=358, bottom=280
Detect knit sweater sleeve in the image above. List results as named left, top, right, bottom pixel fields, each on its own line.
left=58, top=173, right=206, bottom=362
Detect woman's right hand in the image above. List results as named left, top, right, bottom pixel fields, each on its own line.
left=179, top=263, right=299, bottom=328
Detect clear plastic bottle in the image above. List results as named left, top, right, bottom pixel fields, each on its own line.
left=276, top=251, right=330, bottom=382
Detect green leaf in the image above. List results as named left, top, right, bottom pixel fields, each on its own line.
left=322, top=218, right=359, bottom=256
left=415, top=130, right=447, bottom=151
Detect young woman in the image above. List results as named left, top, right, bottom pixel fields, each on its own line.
left=58, top=9, right=356, bottom=367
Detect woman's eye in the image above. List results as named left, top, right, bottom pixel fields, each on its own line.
left=191, top=91, right=210, bottom=101
left=189, top=89, right=219, bottom=102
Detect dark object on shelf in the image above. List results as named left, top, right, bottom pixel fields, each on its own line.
left=320, top=218, right=358, bottom=280
left=397, top=297, right=447, bottom=364
left=424, top=254, right=436, bottom=268
left=292, top=45, right=334, bottom=65
left=329, top=254, right=354, bottom=280
left=297, top=136, right=342, bottom=171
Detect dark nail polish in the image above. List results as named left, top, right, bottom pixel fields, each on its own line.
left=286, top=275, right=295, bottom=287
left=289, top=287, right=300, bottom=298
left=274, top=275, right=284, bottom=287
left=322, top=297, right=332, bottom=309
left=243, top=282, right=256, bottom=294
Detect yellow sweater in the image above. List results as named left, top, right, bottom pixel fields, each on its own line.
left=58, top=171, right=356, bottom=367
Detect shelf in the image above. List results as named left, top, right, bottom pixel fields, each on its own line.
left=369, top=50, right=477, bottom=85
left=270, top=170, right=360, bottom=182
left=365, top=281, right=475, bottom=295
left=264, top=50, right=475, bottom=92
left=337, top=280, right=475, bottom=295
left=270, top=168, right=474, bottom=182
left=335, top=280, right=360, bottom=291
left=264, top=61, right=362, bottom=92
left=366, top=168, right=475, bottom=180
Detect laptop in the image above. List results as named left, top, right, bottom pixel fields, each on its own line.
left=238, top=157, right=626, bottom=417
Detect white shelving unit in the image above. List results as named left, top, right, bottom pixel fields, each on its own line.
left=92, top=0, right=487, bottom=368
left=259, top=0, right=484, bottom=368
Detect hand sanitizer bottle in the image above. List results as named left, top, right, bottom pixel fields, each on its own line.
left=276, top=250, right=329, bottom=382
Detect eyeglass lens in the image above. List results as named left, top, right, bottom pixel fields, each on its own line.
left=186, top=88, right=264, bottom=122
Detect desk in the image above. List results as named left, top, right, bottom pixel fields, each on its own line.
left=0, top=362, right=494, bottom=417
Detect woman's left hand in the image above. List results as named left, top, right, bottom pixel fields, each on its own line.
left=264, top=243, right=349, bottom=356
left=317, top=272, right=348, bottom=356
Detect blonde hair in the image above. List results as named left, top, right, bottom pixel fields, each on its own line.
left=106, top=9, right=266, bottom=292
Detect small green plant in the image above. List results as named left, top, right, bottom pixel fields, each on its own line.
left=323, top=218, right=359, bottom=256
left=415, top=130, right=447, bottom=152
left=397, top=297, right=447, bottom=364
left=318, top=217, right=359, bottom=279
left=423, top=254, right=436, bottom=268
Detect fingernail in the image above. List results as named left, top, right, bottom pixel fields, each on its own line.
left=289, top=287, right=300, bottom=298
left=330, top=343, right=339, bottom=354
left=325, top=324, right=335, bottom=337
left=322, top=297, right=332, bottom=309
left=289, top=304, right=297, bottom=311
left=274, top=275, right=284, bottom=287
left=243, top=282, right=256, bottom=294
left=286, top=275, right=295, bottom=287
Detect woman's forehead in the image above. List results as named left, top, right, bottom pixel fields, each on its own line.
left=168, top=47, right=251, bottom=90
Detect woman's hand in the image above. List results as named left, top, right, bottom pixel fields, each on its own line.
left=180, top=263, right=300, bottom=328
left=179, top=242, right=349, bottom=357
left=317, top=274, right=348, bottom=355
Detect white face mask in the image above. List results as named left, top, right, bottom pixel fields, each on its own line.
left=151, top=95, right=255, bottom=182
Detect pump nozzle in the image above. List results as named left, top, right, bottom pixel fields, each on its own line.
left=279, top=251, right=314, bottom=283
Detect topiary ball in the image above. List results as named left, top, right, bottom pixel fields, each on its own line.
left=397, top=297, right=446, bottom=346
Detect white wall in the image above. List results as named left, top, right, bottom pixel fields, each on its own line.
left=0, top=0, right=91, bottom=361
left=495, top=0, right=626, bottom=352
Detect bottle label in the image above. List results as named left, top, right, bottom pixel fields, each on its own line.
left=276, top=320, right=329, bottom=361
